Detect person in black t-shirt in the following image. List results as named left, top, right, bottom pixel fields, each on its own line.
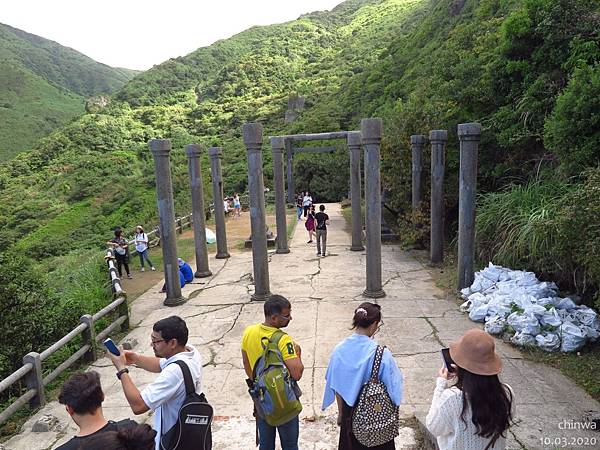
left=314, top=204, right=330, bottom=257
left=57, top=371, right=136, bottom=450
left=78, top=423, right=156, bottom=450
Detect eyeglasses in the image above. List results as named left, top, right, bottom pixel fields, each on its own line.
left=151, top=338, right=167, bottom=346
left=278, top=313, right=291, bottom=320
left=373, top=320, right=384, bottom=336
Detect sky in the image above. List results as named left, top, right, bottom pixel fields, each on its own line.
left=2, top=0, right=344, bottom=70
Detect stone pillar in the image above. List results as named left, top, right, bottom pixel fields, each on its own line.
left=457, top=123, right=481, bottom=290
left=285, top=139, right=295, bottom=204
left=149, top=139, right=185, bottom=306
left=348, top=131, right=364, bottom=251
left=271, top=137, right=290, bottom=254
left=410, top=134, right=426, bottom=213
left=186, top=144, right=212, bottom=278
left=244, top=123, right=271, bottom=301
left=362, top=118, right=386, bottom=298
left=209, top=147, right=230, bottom=259
left=429, top=130, right=447, bottom=265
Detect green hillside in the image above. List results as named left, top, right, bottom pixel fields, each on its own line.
left=0, top=23, right=138, bottom=159
left=1, top=0, right=599, bottom=392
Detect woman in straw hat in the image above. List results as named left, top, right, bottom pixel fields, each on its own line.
left=426, top=329, right=515, bottom=450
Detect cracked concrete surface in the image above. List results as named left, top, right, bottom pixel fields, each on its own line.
left=4, top=204, right=599, bottom=450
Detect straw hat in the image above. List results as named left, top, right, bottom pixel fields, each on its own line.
left=449, top=329, right=502, bottom=376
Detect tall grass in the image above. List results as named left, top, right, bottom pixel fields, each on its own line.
left=476, top=179, right=572, bottom=275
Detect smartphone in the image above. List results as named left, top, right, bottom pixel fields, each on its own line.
left=103, top=338, right=121, bottom=356
left=441, top=348, right=455, bottom=372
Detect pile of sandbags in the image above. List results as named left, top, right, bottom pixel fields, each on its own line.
left=460, top=263, right=600, bottom=352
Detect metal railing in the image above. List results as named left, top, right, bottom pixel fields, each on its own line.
left=0, top=250, right=129, bottom=426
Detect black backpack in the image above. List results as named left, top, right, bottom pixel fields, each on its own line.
left=160, top=360, right=213, bottom=450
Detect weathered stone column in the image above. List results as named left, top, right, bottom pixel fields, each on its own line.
left=149, top=139, right=185, bottom=306
left=410, top=134, right=426, bottom=213
left=208, top=147, right=230, bottom=259
left=429, top=130, right=447, bottom=265
left=348, top=131, right=364, bottom=251
left=185, top=144, right=212, bottom=278
left=362, top=118, right=386, bottom=298
left=457, top=123, right=481, bottom=290
left=271, top=136, right=290, bottom=254
left=285, top=139, right=295, bottom=204
left=244, top=123, right=271, bottom=301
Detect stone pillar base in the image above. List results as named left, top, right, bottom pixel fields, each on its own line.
left=276, top=248, right=291, bottom=254
left=215, top=252, right=230, bottom=259
left=251, top=292, right=271, bottom=302
left=195, top=270, right=212, bottom=278
left=163, top=296, right=187, bottom=307
left=363, top=289, right=386, bottom=299
left=350, top=245, right=365, bottom=251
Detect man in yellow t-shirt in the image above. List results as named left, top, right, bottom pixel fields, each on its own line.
left=241, top=295, right=304, bottom=450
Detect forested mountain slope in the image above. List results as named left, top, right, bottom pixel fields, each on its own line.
left=0, top=23, right=138, bottom=159
left=1, top=0, right=599, bottom=387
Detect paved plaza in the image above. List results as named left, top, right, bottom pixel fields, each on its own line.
left=3, top=204, right=600, bottom=450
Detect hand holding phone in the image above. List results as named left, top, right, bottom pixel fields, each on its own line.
left=441, top=348, right=455, bottom=373
left=103, top=338, right=121, bottom=356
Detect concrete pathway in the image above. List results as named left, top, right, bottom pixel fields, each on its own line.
left=3, top=204, right=599, bottom=450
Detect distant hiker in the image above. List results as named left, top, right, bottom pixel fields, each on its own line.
left=296, top=192, right=304, bottom=221
left=57, top=371, right=137, bottom=450
left=233, top=193, right=242, bottom=218
left=224, top=198, right=231, bottom=215
left=426, top=329, right=515, bottom=450
left=107, top=316, right=211, bottom=450
left=315, top=204, right=329, bottom=257
left=241, top=295, right=304, bottom=450
left=302, top=191, right=313, bottom=217
left=81, top=423, right=156, bottom=450
left=322, top=302, right=403, bottom=450
left=108, top=228, right=132, bottom=279
left=178, top=257, right=194, bottom=283
left=305, top=204, right=316, bottom=243
left=134, top=225, right=156, bottom=272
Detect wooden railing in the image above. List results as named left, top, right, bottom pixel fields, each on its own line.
left=0, top=193, right=257, bottom=426
left=0, top=249, right=129, bottom=426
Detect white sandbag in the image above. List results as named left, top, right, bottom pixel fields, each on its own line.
left=540, top=308, right=562, bottom=328
left=582, top=326, right=599, bottom=341
left=486, top=296, right=512, bottom=319
left=556, top=297, right=577, bottom=311
left=559, top=322, right=587, bottom=352
left=467, top=292, right=488, bottom=304
left=511, top=331, right=536, bottom=347
left=205, top=228, right=217, bottom=244
left=469, top=302, right=489, bottom=322
left=459, top=300, right=472, bottom=313
left=484, top=316, right=506, bottom=335
left=507, top=312, right=541, bottom=335
left=573, top=306, right=599, bottom=327
left=535, top=332, right=560, bottom=352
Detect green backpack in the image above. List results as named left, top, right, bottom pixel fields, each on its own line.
left=249, top=330, right=302, bottom=426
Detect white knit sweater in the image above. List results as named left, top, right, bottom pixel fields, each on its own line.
left=426, top=377, right=515, bottom=450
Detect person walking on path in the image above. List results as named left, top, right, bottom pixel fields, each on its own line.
left=241, top=295, right=304, bottom=450
left=107, top=316, right=207, bottom=450
left=233, top=193, right=242, bottom=218
left=296, top=192, right=304, bottom=221
left=426, top=329, right=515, bottom=450
left=56, top=372, right=137, bottom=450
left=134, top=225, right=156, bottom=272
left=302, top=191, right=313, bottom=217
left=315, top=204, right=329, bottom=257
left=108, top=228, right=132, bottom=279
left=322, top=302, right=403, bottom=450
left=305, top=204, right=316, bottom=243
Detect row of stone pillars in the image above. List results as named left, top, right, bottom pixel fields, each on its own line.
left=409, top=122, right=482, bottom=291
left=149, top=140, right=232, bottom=306
left=148, top=118, right=386, bottom=304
